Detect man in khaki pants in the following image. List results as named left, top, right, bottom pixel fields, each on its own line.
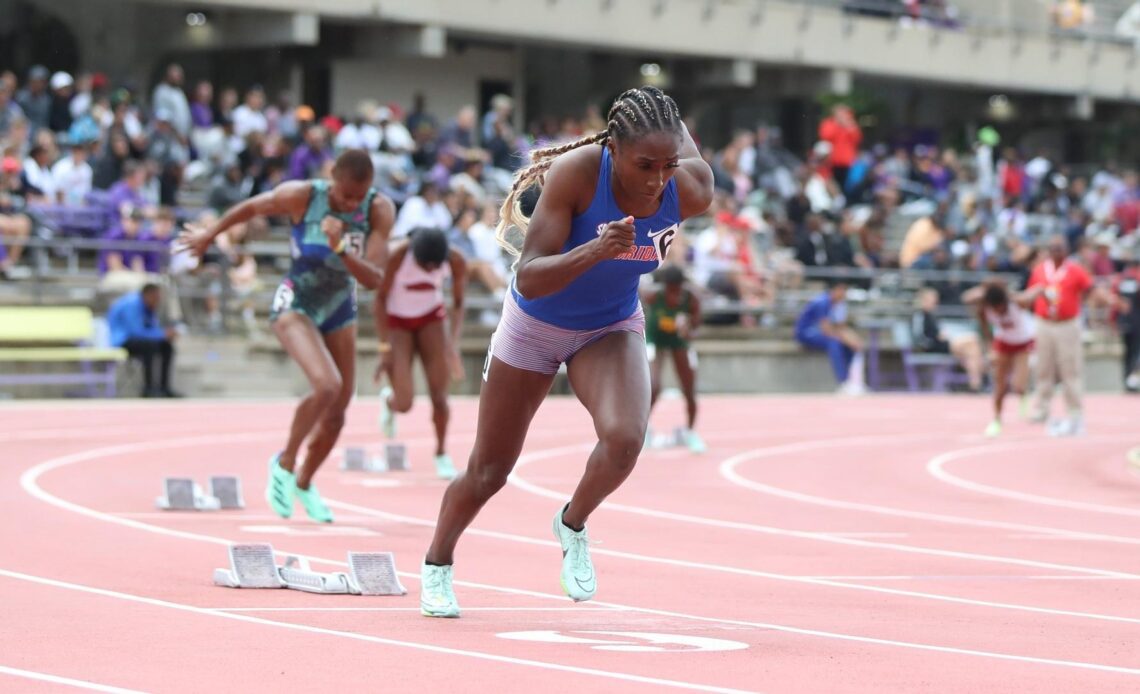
left=1026, top=236, right=1092, bottom=436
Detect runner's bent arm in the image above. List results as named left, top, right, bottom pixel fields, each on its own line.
left=515, top=150, right=632, bottom=299
left=336, top=195, right=393, bottom=290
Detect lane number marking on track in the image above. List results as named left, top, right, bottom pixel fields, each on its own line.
left=496, top=630, right=749, bottom=653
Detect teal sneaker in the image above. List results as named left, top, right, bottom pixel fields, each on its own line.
left=984, top=420, right=1002, bottom=438
left=379, top=386, right=397, bottom=439
left=434, top=453, right=457, bottom=480
left=553, top=505, right=596, bottom=602
left=296, top=482, right=334, bottom=523
left=684, top=429, right=707, bottom=454
left=265, top=454, right=295, bottom=519
left=420, top=562, right=460, bottom=618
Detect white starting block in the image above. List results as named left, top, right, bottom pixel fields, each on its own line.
left=340, top=444, right=409, bottom=472
left=208, top=476, right=244, bottom=510
left=156, top=478, right=221, bottom=511
left=341, top=447, right=373, bottom=471
left=213, top=543, right=406, bottom=596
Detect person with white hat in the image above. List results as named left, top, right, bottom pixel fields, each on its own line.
left=48, top=71, right=74, bottom=134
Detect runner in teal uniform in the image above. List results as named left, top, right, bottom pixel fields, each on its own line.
left=180, top=149, right=394, bottom=523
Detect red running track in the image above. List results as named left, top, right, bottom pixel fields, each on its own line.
left=2, top=394, right=1140, bottom=693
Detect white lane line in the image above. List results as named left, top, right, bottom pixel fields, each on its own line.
left=0, top=569, right=754, bottom=694
left=208, top=606, right=619, bottom=613
left=508, top=443, right=1140, bottom=579
left=927, top=439, right=1140, bottom=518
left=0, top=665, right=145, bottom=693
left=800, top=575, right=1139, bottom=581
left=718, top=434, right=1140, bottom=545
left=20, top=432, right=1140, bottom=674
left=330, top=497, right=1140, bottom=626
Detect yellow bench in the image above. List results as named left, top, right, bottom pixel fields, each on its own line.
left=0, top=306, right=127, bottom=397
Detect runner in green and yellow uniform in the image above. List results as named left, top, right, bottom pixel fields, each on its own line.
left=642, top=265, right=705, bottom=453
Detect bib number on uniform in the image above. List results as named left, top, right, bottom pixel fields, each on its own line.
left=648, top=224, right=678, bottom=262
left=345, top=231, right=366, bottom=258
left=272, top=283, right=296, bottom=313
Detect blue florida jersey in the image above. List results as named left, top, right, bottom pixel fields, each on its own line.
left=513, top=146, right=681, bottom=330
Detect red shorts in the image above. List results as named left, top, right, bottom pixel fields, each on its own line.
left=993, top=338, right=1034, bottom=355
left=387, top=305, right=446, bottom=332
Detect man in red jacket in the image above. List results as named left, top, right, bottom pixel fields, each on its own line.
left=818, top=104, right=862, bottom=189
left=1026, top=236, right=1098, bottom=435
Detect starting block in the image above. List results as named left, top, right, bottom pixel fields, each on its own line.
left=209, top=476, right=244, bottom=509
left=340, top=444, right=409, bottom=472
left=341, top=447, right=373, bottom=471
left=381, top=443, right=408, bottom=471
left=213, top=543, right=406, bottom=596
left=156, top=478, right=220, bottom=511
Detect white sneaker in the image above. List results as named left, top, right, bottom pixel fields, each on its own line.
left=379, top=386, right=396, bottom=439
left=420, top=562, right=460, bottom=618
left=552, top=505, right=596, bottom=602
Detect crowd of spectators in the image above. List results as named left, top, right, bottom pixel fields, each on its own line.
left=1, top=59, right=1138, bottom=388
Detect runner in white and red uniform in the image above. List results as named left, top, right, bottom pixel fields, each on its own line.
left=373, top=226, right=467, bottom=479
left=965, top=279, right=1045, bottom=437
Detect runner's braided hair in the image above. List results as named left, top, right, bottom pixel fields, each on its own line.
left=495, top=86, right=682, bottom=254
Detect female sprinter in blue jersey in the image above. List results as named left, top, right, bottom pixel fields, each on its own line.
left=420, top=87, right=713, bottom=617
left=179, top=149, right=394, bottom=523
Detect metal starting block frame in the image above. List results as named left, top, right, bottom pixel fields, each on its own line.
left=213, top=543, right=407, bottom=596
left=208, top=476, right=244, bottom=509
left=340, top=444, right=409, bottom=472
left=156, top=478, right=221, bottom=511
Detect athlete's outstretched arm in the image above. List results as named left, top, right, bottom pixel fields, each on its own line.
left=515, top=151, right=636, bottom=299
left=674, top=121, right=715, bottom=220
left=178, top=181, right=311, bottom=257
left=333, top=195, right=393, bottom=291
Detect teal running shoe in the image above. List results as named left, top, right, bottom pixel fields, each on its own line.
left=296, top=482, right=334, bottom=523
left=379, top=386, right=397, bottom=439
left=984, top=420, right=1002, bottom=438
left=420, top=562, right=460, bottom=618
left=434, top=453, right=457, bottom=480
left=553, top=505, right=596, bottom=602
left=684, top=429, right=707, bottom=454
left=265, top=453, right=295, bottom=519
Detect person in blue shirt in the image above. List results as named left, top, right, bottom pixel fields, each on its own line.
left=795, top=280, right=865, bottom=391
left=419, top=86, right=714, bottom=618
left=107, top=283, right=179, bottom=397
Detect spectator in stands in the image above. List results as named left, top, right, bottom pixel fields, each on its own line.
left=0, top=81, right=23, bottom=139
left=900, top=203, right=951, bottom=268
left=0, top=156, right=33, bottom=276
left=335, top=101, right=381, bottom=151
left=481, top=94, right=513, bottom=145
left=287, top=125, right=330, bottom=181
left=449, top=153, right=488, bottom=206
left=189, top=80, right=215, bottom=132
left=51, top=140, right=93, bottom=206
left=15, top=65, right=50, bottom=132
left=47, top=72, right=75, bottom=134
left=818, top=104, right=862, bottom=189
left=794, top=280, right=865, bottom=394
left=21, top=143, right=56, bottom=201
left=147, top=109, right=189, bottom=205
left=107, top=160, right=152, bottom=219
left=152, top=64, right=191, bottom=141
left=393, top=181, right=452, bottom=239
left=912, top=287, right=984, bottom=390
left=375, top=106, right=415, bottom=159
left=449, top=204, right=508, bottom=296
left=143, top=207, right=176, bottom=274
left=107, top=282, right=180, bottom=398
left=92, top=131, right=131, bottom=191
left=439, top=105, right=477, bottom=150
left=1051, top=0, right=1094, bottom=31
left=100, top=205, right=151, bottom=284
left=232, top=86, right=268, bottom=139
